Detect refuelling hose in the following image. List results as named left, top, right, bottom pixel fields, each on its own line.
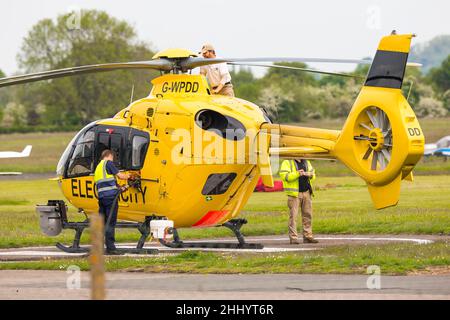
left=103, top=178, right=141, bottom=239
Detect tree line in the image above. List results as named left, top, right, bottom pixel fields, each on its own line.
left=231, top=55, right=449, bottom=123
left=0, top=10, right=158, bottom=133
left=0, top=9, right=448, bottom=133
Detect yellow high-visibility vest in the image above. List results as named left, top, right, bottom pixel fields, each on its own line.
left=279, top=159, right=315, bottom=197
left=94, top=160, right=118, bottom=195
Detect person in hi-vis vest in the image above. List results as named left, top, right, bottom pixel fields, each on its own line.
left=94, top=150, right=130, bottom=254
left=279, top=159, right=319, bottom=244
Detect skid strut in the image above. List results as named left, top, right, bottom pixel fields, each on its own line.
left=159, top=219, right=264, bottom=249
left=50, top=201, right=158, bottom=255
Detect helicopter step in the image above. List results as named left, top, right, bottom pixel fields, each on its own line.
left=37, top=200, right=159, bottom=255
left=160, top=219, right=264, bottom=250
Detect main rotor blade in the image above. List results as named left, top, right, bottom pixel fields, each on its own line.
left=181, top=56, right=373, bottom=70
left=228, top=57, right=374, bottom=64
left=182, top=57, right=363, bottom=78
left=228, top=63, right=363, bottom=78
left=181, top=56, right=421, bottom=70
left=0, top=60, right=173, bottom=88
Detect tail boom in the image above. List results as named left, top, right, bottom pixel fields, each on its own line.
left=269, top=33, right=424, bottom=210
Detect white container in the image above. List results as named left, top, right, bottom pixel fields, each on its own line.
left=150, top=220, right=174, bottom=239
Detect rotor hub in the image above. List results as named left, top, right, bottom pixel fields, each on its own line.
left=369, top=128, right=384, bottom=151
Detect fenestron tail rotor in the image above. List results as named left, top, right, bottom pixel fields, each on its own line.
left=355, top=107, right=393, bottom=171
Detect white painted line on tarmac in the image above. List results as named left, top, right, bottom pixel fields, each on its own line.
left=119, top=246, right=317, bottom=254
left=0, top=251, right=86, bottom=257
left=0, top=247, right=315, bottom=259
left=0, top=236, right=433, bottom=259
left=174, top=237, right=433, bottom=245
left=315, top=237, right=433, bottom=245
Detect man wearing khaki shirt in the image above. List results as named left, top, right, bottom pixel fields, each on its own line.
left=200, top=43, right=235, bottom=97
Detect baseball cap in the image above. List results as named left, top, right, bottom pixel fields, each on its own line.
left=200, top=43, right=215, bottom=54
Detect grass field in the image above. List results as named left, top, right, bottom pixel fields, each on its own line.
left=0, top=131, right=74, bottom=173
left=1, top=242, right=449, bottom=275
left=1, top=117, right=449, bottom=175
left=0, top=175, right=449, bottom=248
left=0, top=118, right=449, bottom=274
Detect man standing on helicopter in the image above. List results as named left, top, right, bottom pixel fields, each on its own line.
left=199, top=43, right=235, bottom=97
left=94, top=150, right=130, bottom=254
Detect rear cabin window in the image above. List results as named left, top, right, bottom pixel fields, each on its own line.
left=202, top=173, right=237, bottom=195
left=97, top=132, right=123, bottom=169
left=132, top=135, right=149, bottom=169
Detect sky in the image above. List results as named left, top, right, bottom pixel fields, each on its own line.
left=1, top=0, right=449, bottom=75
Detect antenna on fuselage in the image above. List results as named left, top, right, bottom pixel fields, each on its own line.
left=130, top=84, right=135, bottom=104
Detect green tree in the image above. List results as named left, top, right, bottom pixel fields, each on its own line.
left=230, top=67, right=262, bottom=102
left=262, top=62, right=317, bottom=89
left=409, top=35, right=450, bottom=74
left=0, top=69, right=6, bottom=122
left=428, top=55, right=450, bottom=95
left=17, top=10, right=158, bottom=128
left=415, top=97, right=447, bottom=118
left=402, top=66, right=425, bottom=106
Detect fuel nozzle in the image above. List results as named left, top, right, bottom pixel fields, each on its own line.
left=128, top=175, right=143, bottom=194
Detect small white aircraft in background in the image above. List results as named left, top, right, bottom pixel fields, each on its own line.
left=0, top=145, right=32, bottom=175
left=424, top=136, right=450, bottom=157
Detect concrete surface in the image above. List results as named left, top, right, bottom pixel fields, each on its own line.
left=0, top=271, right=449, bottom=300
left=0, top=234, right=443, bottom=262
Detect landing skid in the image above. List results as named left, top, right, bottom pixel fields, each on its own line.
left=160, top=219, right=264, bottom=250
left=49, top=201, right=159, bottom=255
left=55, top=243, right=158, bottom=255
left=42, top=201, right=263, bottom=254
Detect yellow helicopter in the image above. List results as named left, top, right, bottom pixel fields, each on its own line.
left=0, top=32, right=424, bottom=253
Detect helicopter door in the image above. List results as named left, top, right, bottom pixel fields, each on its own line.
left=95, top=128, right=128, bottom=169
left=94, top=125, right=150, bottom=170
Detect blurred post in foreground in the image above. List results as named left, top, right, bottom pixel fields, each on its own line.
left=90, top=213, right=105, bottom=300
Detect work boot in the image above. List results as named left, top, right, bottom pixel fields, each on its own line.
left=105, top=247, right=124, bottom=255
left=303, top=237, right=319, bottom=244
left=290, top=239, right=301, bottom=245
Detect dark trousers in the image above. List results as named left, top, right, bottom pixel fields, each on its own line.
left=98, top=196, right=118, bottom=250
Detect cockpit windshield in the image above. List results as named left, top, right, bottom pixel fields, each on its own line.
left=56, top=122, right=97, bottom=176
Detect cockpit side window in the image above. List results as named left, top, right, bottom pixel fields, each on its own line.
left=66, top=128, right=96, bottom=178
